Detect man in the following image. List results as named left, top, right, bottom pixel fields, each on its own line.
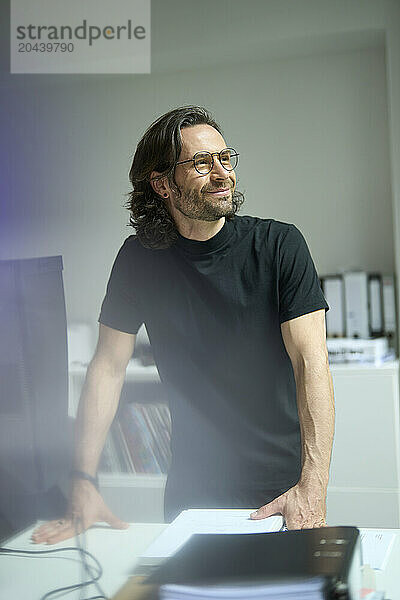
left=32, top=106, right=334, bottom=545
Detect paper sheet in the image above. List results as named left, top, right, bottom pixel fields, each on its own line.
left=359, top=529, right=396, bottom=570
left=141, top=509, right=283, bottom=561
left=161, top=577, right=326, bottom=599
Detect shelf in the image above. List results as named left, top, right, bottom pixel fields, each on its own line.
left=98, top=472, right=167, bottom=488
left=329, top=359, right=399, bottom=374
left=70, top=359, right=399, bottom=378
left=69, top=358, right=160, bottom=382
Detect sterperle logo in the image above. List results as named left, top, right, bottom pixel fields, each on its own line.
left=16, top=19, right=146, bottom=46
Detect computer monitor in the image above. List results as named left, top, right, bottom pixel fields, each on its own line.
left=0, top=255, right=72, bottom=540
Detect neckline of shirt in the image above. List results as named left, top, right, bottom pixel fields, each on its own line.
left=174, top=217, right=236, bottom=255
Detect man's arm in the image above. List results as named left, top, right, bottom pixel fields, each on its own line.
left=74, top=323, right=136, bottom=477
left=251, top=308, right=335, bottom=528
left=31, top=323, right=136, bottom=544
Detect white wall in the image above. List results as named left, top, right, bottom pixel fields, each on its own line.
left=0, top=45, right=393, bottom=330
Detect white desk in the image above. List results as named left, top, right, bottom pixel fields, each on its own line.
left=1, top=523, right=399, bottom=600
left=1, top=522, right=164, bottom=600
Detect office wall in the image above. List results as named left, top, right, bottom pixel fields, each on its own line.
left=0, top=45, right=393, bottom=329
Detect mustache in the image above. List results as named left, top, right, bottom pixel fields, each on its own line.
left=202, top=184, right=233, bottom=193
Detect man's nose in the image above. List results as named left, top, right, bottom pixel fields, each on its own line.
left=210, top=157, right=229, bottom=178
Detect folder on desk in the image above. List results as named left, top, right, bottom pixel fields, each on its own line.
left=146, top=526, right=362, bottom=600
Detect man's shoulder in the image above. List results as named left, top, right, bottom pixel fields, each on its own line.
left=235, top=214, right=292, bottom=239
left=118, top=234, right=148, bottom=256
left=110, top=234, right=150, bottom=271
left=121, top=233, right=141, bottom=247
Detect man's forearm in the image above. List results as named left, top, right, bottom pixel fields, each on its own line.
left=74, top=358, right=126, bottom=476
left=294, top=361, right=335, bottom=490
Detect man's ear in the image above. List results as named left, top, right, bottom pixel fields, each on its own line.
left=150, top=171, right=169, bottom=198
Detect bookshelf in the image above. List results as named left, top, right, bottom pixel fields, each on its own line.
left=68, top=359, right=167, bottom=522
left=68, top=359, right=400, bottom=526
left=68, top=359, right=160, bottom=417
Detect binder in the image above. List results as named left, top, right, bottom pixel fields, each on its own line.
left=382, top=274, right=397, bottom=346
left=321, top=275, right=345, bottom=337
left=368, top=274, right=384, bottom=337
left=145, top=526, right=362, bottom=600
left=343, top=271, right=369, bottom=338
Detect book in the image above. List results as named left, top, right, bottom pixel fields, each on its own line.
left=115, top=402, right=171, bottom=474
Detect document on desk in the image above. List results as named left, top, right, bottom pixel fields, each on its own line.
left=141, top=509, right=283, bottom=561
left=359, top=529, right=396, bottom=570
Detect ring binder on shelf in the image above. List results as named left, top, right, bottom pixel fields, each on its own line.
left=321, top=275, right=345, bottom=337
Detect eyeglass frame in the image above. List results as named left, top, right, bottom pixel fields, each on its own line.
left=175, top=147, right=239, bottom=176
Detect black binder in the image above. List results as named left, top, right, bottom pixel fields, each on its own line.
left=146, top=526, right=361, bottom=600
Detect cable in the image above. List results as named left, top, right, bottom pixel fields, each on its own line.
left=77, top=519, right=87, bottom=600
left=74, top=517, right=108, bottom=600
left=0, top=544, right=107, bottom=600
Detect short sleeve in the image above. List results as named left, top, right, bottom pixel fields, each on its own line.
left=98, top=239, right=144, bottom=334
left=278, top=224, right=329, bottom=324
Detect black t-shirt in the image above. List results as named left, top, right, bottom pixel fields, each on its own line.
left=98, top=215, right=329, bottom=491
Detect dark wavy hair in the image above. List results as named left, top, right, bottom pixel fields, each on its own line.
left=125, top=105, right=245, bottom=249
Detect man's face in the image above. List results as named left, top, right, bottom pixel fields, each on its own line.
left=170, top=124, right=237, bottom=222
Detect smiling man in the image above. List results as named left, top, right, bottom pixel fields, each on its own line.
left=32, top=105, right=334, bottom=545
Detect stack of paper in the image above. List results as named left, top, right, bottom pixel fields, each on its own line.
left=132, top=509, right=283, bottom=581
left=161, top=577, right=327, bottom=600
left=140, top=509, right=283, bottom=564
left=326, top=337, right=391, bottom=364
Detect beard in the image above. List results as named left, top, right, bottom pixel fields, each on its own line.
left=171, top=184, right=235, bottom=222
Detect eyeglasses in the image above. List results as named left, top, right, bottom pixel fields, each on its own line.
left=175, top=147, right=239, bottom=175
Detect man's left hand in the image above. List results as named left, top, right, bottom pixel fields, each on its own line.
left=249, top=481, right=327, bottom=529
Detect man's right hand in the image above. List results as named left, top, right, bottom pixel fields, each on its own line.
left=30, top=479, right=129, bottom=545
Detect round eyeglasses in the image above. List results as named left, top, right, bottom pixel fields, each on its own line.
left=175, top=147, right=239, bottom=175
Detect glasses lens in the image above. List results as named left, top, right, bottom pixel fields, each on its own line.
left=220, top=148, right=238, bottom=171
left=194, top=152, right=213, bottom=174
